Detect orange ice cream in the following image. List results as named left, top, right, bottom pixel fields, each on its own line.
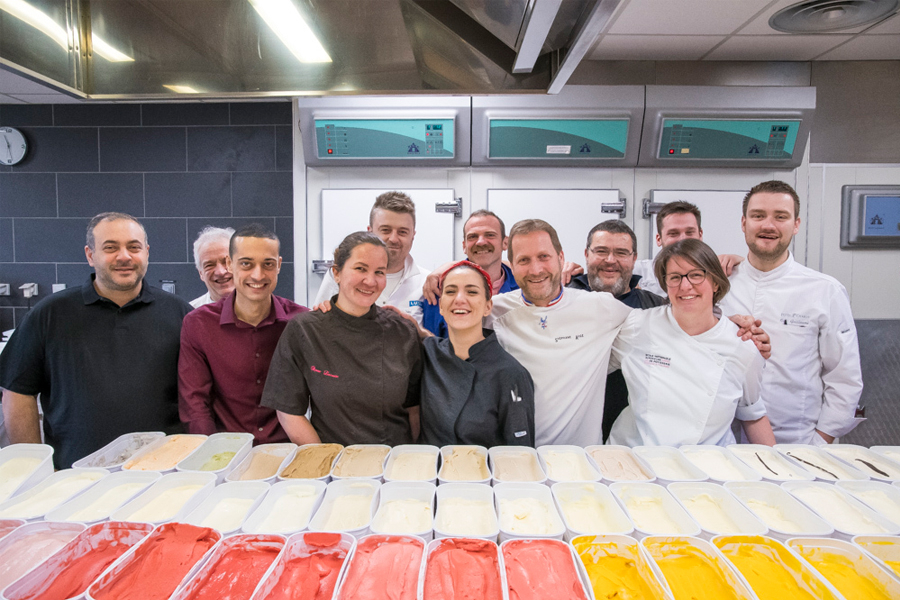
left=572, top=537, right=663, bottom=600
left=793, top=546, right=893, bottom=600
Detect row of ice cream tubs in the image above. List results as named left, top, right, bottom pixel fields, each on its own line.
left=3, top=518, right=900, bottom=600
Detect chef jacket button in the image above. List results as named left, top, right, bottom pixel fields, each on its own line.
left=259, top=428, right=264, bottom=432
left=256, top=353, right=260, bottom=358
left=708, top=391, right=714, bottom=396
left=257, top=378, right=261, bottom=384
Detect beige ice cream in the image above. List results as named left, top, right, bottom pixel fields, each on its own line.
left=679, top=493, right=741, bottom=533
left=682, top=449, right=749, bottom=481
left=199, top=497, right=256, bottom=531
left=251, top=485, right=318, bottom=533
left=0, top=456, right=42, bottom=501
left=491, top=452, right=544, bottom=482
left=386, top=452, right=437, bottom=481
left=124, top=435, right=205, bottom=471
left=791, top=486, right=888, bottom=533
left=499, top=497, right=558, bottom=535
left=321, top=490, right=374, bottom=530
left=851, top=489, right=900, bottom=524
left=588, top=448, right=652, bottom=481
left=126, top=484, right=204, bottom=522
left=0, top=471, right=105, bottom=519
left=435, top=498, right=495, bottom=536
left=238, top=451, right=288, bottom=480
left=557, top=490, right=623, bottom=533
left=744, top=498, right=803, bottom=532
left=373, top=499, right=432, bottom=534
left=639, top=455, right=696, bottom=481
left=623, top=494, right=689, bottom=534
left=440, top=447, right=489, bottom=481
left=543, top=451, right=594, bottom=481
left=332, top=446, right=390, bottom=477
left=783, top=448, right=859, bottom=480
left=281, top=444, right=343, bottom=479
left=730, top=447, right=806, bottom=480
left=66, top=481, right=148, bottom=521
left=828, top=446, right=900, bottom=479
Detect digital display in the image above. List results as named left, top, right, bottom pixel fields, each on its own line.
left=315, top=119, right=454, bottom=159
left=863, top=196, right=900, bottom=237
left=489, top=119, right=628, bottom=159
left=658, top=119, right=801, bottom=160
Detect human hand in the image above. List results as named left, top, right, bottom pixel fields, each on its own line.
left=561, top=262, right=584, bottom=285
left=718, top=253, right=744, bottom=276
left=423, top=270, right=442, bottom=305
left=313, top=300, right=333, bottom=313
left=383, top=305, right=433, bottom=339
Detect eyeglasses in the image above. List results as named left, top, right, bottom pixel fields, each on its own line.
left=665, top=269, right=708, bottom=288
left=588, top=247, right=634, bottom=259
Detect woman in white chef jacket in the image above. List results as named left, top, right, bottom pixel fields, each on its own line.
left=607, top=239, right=776, bottom=447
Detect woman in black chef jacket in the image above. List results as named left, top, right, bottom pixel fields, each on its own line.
left=419, top=261, right=535, bottom=447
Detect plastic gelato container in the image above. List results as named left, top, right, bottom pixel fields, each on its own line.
left=249, top=531, right=354, bottom=600
left=176, top=432, right=253, bottom=484
left=571, top=534, right=673, bottom=600
left=585, top=445, right=655, bottom=483
left=0, top=521, right=85, bottom=593
left=0, top=444, right=54, bottom=502
left=787, top=536, right=900, bottom=600
left=783, top=481, right=900, bottom=539
left=824, top=445, right=900, bottom=482
left=642, top=535, right=759, bottom=600
left=775, top=444, right=870, bottom=481
left=836, top=480, right=900, bottom=527
left=632, top=447, right=707, bottom=484
left=500, top=538, right=591, bottom=600
left=713, top=534, right=844, bottom=600
left=488, top=446, right=546, bottom=485
left=226, top=444, right=296, bottom=484
left=73, top=432, right=165, bottom=471
left=183, top=481, right=270, bottom=535
left=610, top=482, right=701, bottom=539
left=0, top=468, right=108, bottom=521
left=307, top=479, right=380, bottom=537
left=494, top=482, right=565, bottom=542
left=370, top=481, right=435, bottom=541
left=278, top=444, right=344, bottom=482
left=438, top=445, right=491, bottom=485
left=536, top=445, right=601, bottom=485
left=667, top=482, right=767, bottom=539
left=420, top=537, right=505, bottom=600
left=122, top=434, right=207, bottom=473
left=679, top=445, right=762, bottom=483
left=871, top=445, right=900, bottom=465
left=383, top=445, right=440, bottom=484
left=242, top=480, right=327, bottom=536
left=852, top=535, right=900, bottom=580
left=109, top=471, right=216, bottom=525
left=551, top=482, right=634, bottom=540
left=433, top=483, right=498, bottom=541
left=0, top=521, right=23, bottom=543
left=723, top=481, right=833, bottom=541
left=728, top=444, right=814, bottom=482
left=0, top=521, right=153, bottom=600
left=334, top=534, right=425, bottom=600
left=330, top=445, right=391, bottom=480
left=45, top=470, right=161, bottom=524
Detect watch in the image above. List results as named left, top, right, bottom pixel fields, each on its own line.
left=0, top=127, right=28, bottom=165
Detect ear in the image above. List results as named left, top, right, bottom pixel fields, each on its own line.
left=698, top=228, right=703, bottom=241
left=277, top=256, right=283, bottom=273
left=483, top=298, right=493, bottom=318
left=793, top=218, right=800, bottom=236
left=655, top=233, right=662, bottom=247
left=741, top=216, right=747, bottom=234
left=501, top=236, right=508, bottom=251
left=85, top=245, right=95, bottom=267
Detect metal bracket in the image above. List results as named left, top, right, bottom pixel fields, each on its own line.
left=435, top=197, right=462, bottom=217
left=643, top=198, right=666, bottom=219
left=312, top=259, right=334, bottom=275
left=601, top=199, right=627, bottom=218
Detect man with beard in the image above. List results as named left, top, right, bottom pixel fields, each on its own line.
left=567, top=220, right=666, bottom=440
left=314, top=191, right=428, bottom=324
left=0, top=212, right=191, bottom=468
left=719, top=180, right=863, bottom=445
left=190, top=226, right=234, bottom=308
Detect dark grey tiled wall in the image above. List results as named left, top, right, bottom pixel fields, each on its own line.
left=0, top=102, right=293, bottom=332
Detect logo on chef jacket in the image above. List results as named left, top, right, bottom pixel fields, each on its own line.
left=310, top=365, right=339, bottom=379
left=409, top=300, right=423, bottom=308
left=539, top=316, right=548, bottom=329
left=643, top=353, right=671, bottom=368
left=780, top=312, right=811, bottom=327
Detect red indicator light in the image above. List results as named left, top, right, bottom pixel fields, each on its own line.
left=327, top=149, right=333, bottom=154
left=669, top=149, right=675, bottom=154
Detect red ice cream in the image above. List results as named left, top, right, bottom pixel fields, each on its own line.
left=181, top=536, right=283, bottom=600
left=336, top=535, right=423, bottom=600
left=502, top=539, right=588, bottom=600
left=424, top=538, right=503, bottom=600
left=260, top=533, right=350, bottom=600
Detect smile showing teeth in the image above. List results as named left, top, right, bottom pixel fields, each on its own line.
left=356, top=288, right=374, bottom=295
left=451, top=309, right=469, bottom=314
left=679, top=295, right=698, bottom=300
left=248, top=283, right=266, bottom=289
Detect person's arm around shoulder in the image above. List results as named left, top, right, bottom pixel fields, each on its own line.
left=422, top=261, right=457, bottom=305
left=177, top=314, right=217, bottom=435
left=1, top=390, right=42, bottom=444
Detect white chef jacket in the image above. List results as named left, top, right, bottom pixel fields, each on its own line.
left=633, top=258, right=666, bottom=297
left=314, top=254, right=429, bottom=325
left=488, top=287, right=632, bottom=448
left=607, top=306, right=766, bottom=447
left=189, top=291, right=213, bottom=309
left=719, top=253, right=863, bottom=444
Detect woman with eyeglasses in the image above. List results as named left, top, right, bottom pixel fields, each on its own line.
left=607, top=238, right=776, bottom=447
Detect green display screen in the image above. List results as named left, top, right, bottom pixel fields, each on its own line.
left=489, top=119, right=628, bottom=159
left=315, top=119, right=454, bottom=159
left=659, top=119, right=801, bottom=160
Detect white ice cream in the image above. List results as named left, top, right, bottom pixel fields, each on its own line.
left=250, top=485, right=318, bottom=533
left=372, top=499, right=432, bottom=534
left=125, top=484, right=204, bottom=522
left=682, top=450, right=748, bottom=481
left=791, top=486, right=888, bottom=533
left=321, top=493, right=373, bottom=530
left=199, top=497, right=256, bottom=532
left=744, top=499, right=803, bottom=532
left=435, top=498, right=495, bottom=536
left=852, top=489, right=900, bottom=525
left=680, top=493, right=741, bottom=533
left=498, top=497, right=558, bottom=535
left=782, top=448, right=859, bottom=480
left=731, top=447, right=807, bottom=480
left=557, top=491, right=624, bottom=533
left=623, top=495, right=688, bottom=534
left=543, top=451, right=594, bottom=481
left=66, top=482, right=148, bottom=521
left=0, top=457, right=42, bottom=501
left=0, top=471, right=104, bottom=519
left=386, top=453, right=437, bottom=481
left=640, top=456, right=695, bottom=481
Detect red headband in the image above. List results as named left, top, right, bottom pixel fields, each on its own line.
left=440, top=260, right=493, bottom=293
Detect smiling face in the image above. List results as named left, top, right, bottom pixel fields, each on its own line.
left=197, top=239, right=233, bottom=301
left=584, top=230, right=635, bottom=296
left=510, top=231, right=564, bottom=306
left=664, top=255, right=717, bottom=315
left=657, top=212, right=703, bottom=247
left=85, top=218, right=149, bottom=295
left=334, top=243, right=388, bottom=317
left=369, top=208, right=415, bottom=273
left=742, top=191, right=800, bottom=264
left=463, top=214, right=507, bottom=272
left=228, top=236, right=281, bottom=305
left=439, top=267, right=492, bottom=333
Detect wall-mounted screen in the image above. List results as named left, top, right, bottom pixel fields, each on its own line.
left=841, top=186, right=900, bottom=249
left=658, top=119, right=801, bottom=160
left=863, top=196, right=900, bottom=238
left=489, top=119, right=628, bottom=159
left=314, top=118, right=455, bottom=159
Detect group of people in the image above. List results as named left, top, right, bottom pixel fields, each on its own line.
left=0, top=181, right=863, bottom=470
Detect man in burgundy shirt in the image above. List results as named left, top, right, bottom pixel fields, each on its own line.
left=178, top=223, right=307, bottom=444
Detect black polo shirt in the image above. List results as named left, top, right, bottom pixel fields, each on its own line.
left=0, top=276, right=191, bottom=468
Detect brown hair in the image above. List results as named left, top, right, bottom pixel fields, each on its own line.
left=742, top=180, right=800, bottom=219
left=230, top=223, right=280, bottom=257
left=86, top=212, right=147, bottom=250
left=369, top=191, right=416, bottom=226
left=441, top=260, right=492, bottom=300
left=332, top=231, right=386, bottom=271
left=585, top=220, right=637, bottom=253
left=507, top=219, right=563, bottom=263
left=654, top=238, right=730, bottom=304
left=656, top=201, right=701, bottom=233
left=465, top=209, right=506, bottom=240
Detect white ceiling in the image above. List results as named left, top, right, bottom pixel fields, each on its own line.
left=0, top=68, right=82, bottom=104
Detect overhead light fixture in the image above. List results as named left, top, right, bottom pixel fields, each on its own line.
left=163, top=85, right=201, bottom=94
left=248, top=0, right=332, bottom=63
left=770, top=0, right=899, bottom=32
left=0, top=0, right=133, bottom=61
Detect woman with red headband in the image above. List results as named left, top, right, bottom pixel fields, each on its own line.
left=419, top=261, right=535, bottom=447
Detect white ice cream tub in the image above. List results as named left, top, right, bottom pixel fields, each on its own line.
left=45, top=470, right=161, bottom=524
left=824, top=444, right=900, bottom=482
left=0, top=468, right=108, bottom=521
left=852, top=535, right=900, bottom=582
left=109, top=471, right=216, bottom=525
left=437, top=445, right=491, bottom=485
left=307, top=479, right=381, bottom=538
left=226, top=443, right=297, bottom=484
left=0, top=444, right=54, bottom=502
left=836, top=479, right=900, bottom=527
left=609, top=482, right=701, bottom=540
left=488, top=446, right=546, bottom=486
left=536, top=445, right=601, bottom=486
left=176, top=432, right=254, bottom=484
left=871, top=445, right=900, bottom=465
left=551, top=482, right=634, bottom=541
left=667, top=482, right=767, bottom=539
left=782, top=480, right=900, bottom=540
left=370, top=481, right=435, bottom=541
left=632, top=447, right=707, bottom=484
left=242, top=479, right=327, bottom=536
left=679, top=445, right=761, bottom=483
left=787, top=536, right=900, bottom=597
left=330, top=444, right=391, bottom=481
left=0, top=521, right=86, bottom=595
left=723, top=481, right=833, bottom=541
left=494, top=482, right=565, bottom=542
left=383, top=445, right=440, bottom=485
left=73, top=432, right=165, bottom=472
left=183, top=480, right=270, bottom=536
left=584, top=445, right=655, bottom=484
left=433, top=482, right=499, bottom=541
left=775, top=443, right=870, bottom=481
left=121, top=434, right=208, bottom=474
left=250, top=531, right=355, bottom=600
left=727, top=444, right=815, bottom=482
left=0, top=521, right=23, bottom=543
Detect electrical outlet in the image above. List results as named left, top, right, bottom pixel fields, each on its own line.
left=161, top=280, right=176, bottom=294
left=19, top=283, right=37, bottom=298
left=0, top=283, right=9, bottom=296
left=52, top=283, right=67, bottom=293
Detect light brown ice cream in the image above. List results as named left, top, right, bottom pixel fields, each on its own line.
left=280, top=444, right=343, bottom=479
left=440, top=447, right=489, bottom=481
left=588, top=448, right=652, bottom=481
left=124, top=435, right=205, bottom=471
left=492, top=452, right=544, bottom=482
left=239, top=451, right=288, bottom=480
left=332, top=446, right=390, bottom=477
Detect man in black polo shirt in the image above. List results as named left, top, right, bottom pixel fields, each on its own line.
left=0, top=212, right=191, bottom=468
left=566, top=220, right=666, bottom=441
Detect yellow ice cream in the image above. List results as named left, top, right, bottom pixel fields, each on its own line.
left=492, top=452, right=544, bottom=482
left=386, top=452, right=437, bottom=480
left=126, top=484, right=204, bottom=522
left=681, top=493, right=741, bottom=533
left=573, top=538, right=663, bottom=600
left=125, top=435, right=205, bottom=471
left=440, top=447, right=489, bottom=481
left=644, top=540, right=742, bottom=600
left=0, top=457, right=42, bottom=501
left=199, top=451, right=236, bottom=471
left=886, top=560, right=900, bottom=575
left=332, top=446, right=390, bottom=477
left=794, top=546, right=893, bottom=600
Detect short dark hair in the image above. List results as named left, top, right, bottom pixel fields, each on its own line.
left=656, top=201, right=701, bottom=233
left=332, top=231, right=386, bottom=271
left=370, top=191, right=416, bottom=227
left=507, top=219, right=563, bottom=263
left=86, top=212, right=147, bottom=250
left=743, top=180, right=800, bottom=219
left=465, top=209, right=506, bottom=240
left=654, top=238, right=730, bottom=304
left=585, top=220, right=637, bottom=254
left=230, top=223, right=280, bottom=256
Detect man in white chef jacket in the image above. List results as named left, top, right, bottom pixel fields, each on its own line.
left=719, top=180, right=864, bottom=445
left=314, top=191, right=428, bottom=324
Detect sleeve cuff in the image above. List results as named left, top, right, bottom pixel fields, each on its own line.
left=736, top=399, right=767, bottom=422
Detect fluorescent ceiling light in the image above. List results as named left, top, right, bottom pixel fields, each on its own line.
left=163, top=85, right=201, bottom=94
left=0, top=0, right=134, bottom=61
left=248, top=0, right=332, bottom=63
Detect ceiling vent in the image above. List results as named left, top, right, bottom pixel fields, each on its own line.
left=769, top=0, right=899, bottom=32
